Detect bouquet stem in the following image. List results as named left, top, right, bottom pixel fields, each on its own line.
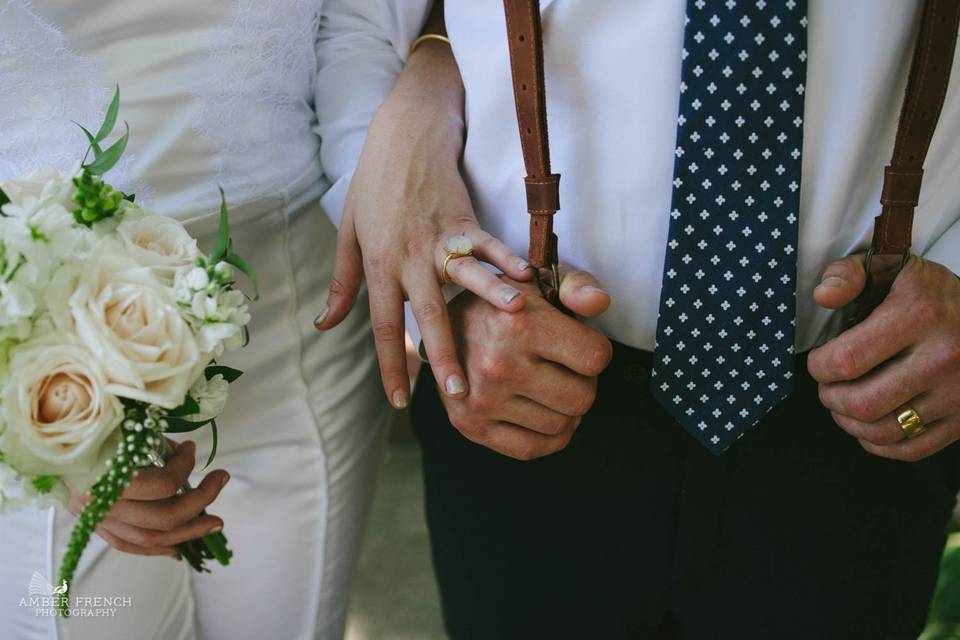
left=154, top=438, right=232, bottom=572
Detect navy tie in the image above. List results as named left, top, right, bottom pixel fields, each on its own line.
left=652, top=0, right=808, bottom=454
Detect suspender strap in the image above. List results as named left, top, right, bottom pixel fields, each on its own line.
left=856, top=0, right=960, bottom=318
left=503, top=0, right=562, bottom=304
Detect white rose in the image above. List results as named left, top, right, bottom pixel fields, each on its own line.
left=0, top=164, right=76, bottom=210
left=182, top=373, right=230, bottom=422
left=117, top=214, right=200, bottom=283
left=0, top=333, right=123, bottom=478
left=70, top=240, right=202, bottom=408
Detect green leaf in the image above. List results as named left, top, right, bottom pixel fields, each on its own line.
left=122, top=192, right=135, bottom=203
left=200, top=529, right=233, bottom=566
left=95, top=86, right=121, bottom=142
left=31, top=475, right=58, bottom=494
left=167, top=395, right=200, bottom=418
left=204, top=419, right=219, bottom=469
left=75, top=124, right=103, bottom=158
left=224, top=250, right=259, bottom=300
left=211, top=188, right=231, bottom=263
left=84, top=122, right=129, bottom=176
left=0, top=186, right=9, bottom=208
left=205, top=365, right=243, bottom=383
left=163, top=417, right=211, bottom=433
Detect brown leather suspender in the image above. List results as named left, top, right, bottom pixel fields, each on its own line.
left=852, top=0, right=960, bottom=322
left=503, top=0, right=562, bottom=306
left=501, top=1, right=960, bottom=317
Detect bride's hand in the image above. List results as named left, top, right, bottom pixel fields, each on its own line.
left=315, top=39, right=533, bottom=409
left=67, top=440, right=229, bottom=558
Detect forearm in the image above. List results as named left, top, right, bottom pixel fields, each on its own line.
left=368, top=0, right=465, bottom=168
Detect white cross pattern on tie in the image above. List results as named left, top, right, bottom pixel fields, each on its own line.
left=652, top=0, right=808, bottom=454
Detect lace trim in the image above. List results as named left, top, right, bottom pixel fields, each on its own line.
left=191, top=0, right=322, bottom=203
left=0, top=0, right=147, bottom=195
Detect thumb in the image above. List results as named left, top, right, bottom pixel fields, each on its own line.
left=315, top=220, right=363, bottom=331
left=813, top=254, right=866, bottom=310
left=558, top=266, right=611, bottom=318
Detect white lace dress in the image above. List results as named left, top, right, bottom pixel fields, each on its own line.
left=0, top=1, right=427, bottom=638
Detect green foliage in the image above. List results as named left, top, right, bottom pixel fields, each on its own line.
left=57, top=411, right=160, bottom=617
left=71, top=171, right=125, bottom=227
left=31, top=475, right=57, bottom=494
left=205, top=365, right=243, bottom=383
left=212, top=188, right=259, bottom=299
left=0, top=186, right=9, bottom=208
left=922, top=532, right=960, bottom=639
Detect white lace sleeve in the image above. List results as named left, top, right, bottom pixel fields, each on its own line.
left=0, top=0, right=142, bottom=193
left=313, top=0, right=431, bottom=227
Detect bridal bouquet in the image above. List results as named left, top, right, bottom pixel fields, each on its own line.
left=0, top=89, right=254, bottom=615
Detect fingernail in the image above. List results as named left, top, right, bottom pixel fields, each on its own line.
left=819, top=277, right=844, bottom=288
left=392, top=388, right=409, bottom=410
left=220, top=472, right=230, bottom=489
left=313, top=306, right=329, bottom=329
left=517, top=259, right=532, bottom=271
left=445, top=375, right=467, bottom=395
left=501, top=288, right=521, bottom=305
left=207, top=525, right=223, bottom=534
left=581, top=285, right=610, bottom=296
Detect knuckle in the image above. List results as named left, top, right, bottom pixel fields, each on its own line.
left=157, top=476, right=180, bottom=499
left=495, top=310, right=530, bottom=339
left=364, top=251, right=391, bottom=274
left=583, top=340, right=614, bottom=376
left=830, top=343, right=860, bottom=380
left=466, top=387, right=494, bottom=413
left=328, top=276, right=348, bottom=297
left=429, top=351, right=459, bottom=371
left=413, top=300, right=447, bottom=325
left=511, top=444, right=541, bottom=462
left=911, top=297, right=944, bottom=328
left=372, top=319, right=404, bottom=343
left=898, top=447, right=927, bottom=463
left=571, top=385, right=598, bottom=417
left=477, top=354, right=512, bottom=384
left=843, top=394, right=875, bottom=423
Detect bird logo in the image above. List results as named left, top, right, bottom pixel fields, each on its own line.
left=29, top=572, right=68, bottom=596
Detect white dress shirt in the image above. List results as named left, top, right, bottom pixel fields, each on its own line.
left=435, top=0, right=960, bottom=353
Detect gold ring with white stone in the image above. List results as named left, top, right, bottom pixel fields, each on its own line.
left=441, top=235, right=474, bottom=284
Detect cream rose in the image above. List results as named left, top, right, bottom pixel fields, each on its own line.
left=0, top=334, right=122, bottom=478
left=117, top=213, right=200, bottom=283
left=70, top=240, right=202, bottom=408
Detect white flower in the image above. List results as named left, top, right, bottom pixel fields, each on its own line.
left=117, top=213, right=200, bottom=283
left=182, top=374, right=230, bottom=422
left=184, top=266, right=210, bottom=290
left=70, top=240, right=202, bottom=408
left=0, top=333, right=123, bottom=480
left=173, top=268, right=251, bottom=356
left=0, top=165, right=77, bottom=211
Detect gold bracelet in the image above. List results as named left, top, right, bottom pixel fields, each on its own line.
left=409, top=34, right=452, bottom=57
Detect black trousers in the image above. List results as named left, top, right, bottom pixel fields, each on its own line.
left=411, top=342, right=960, bottom=640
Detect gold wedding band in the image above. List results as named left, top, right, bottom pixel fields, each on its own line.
left=895, top=403, right=927, bottom=439
left=441, top=235, right=474, bottom=285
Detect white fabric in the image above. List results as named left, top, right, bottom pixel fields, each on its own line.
left=435, top=0, right=960, bottom=353
left=0, top=0, right=424, bottom=638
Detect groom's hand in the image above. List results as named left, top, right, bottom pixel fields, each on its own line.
left=68, top=440, right=230, bottom=558
left=809, top=255, right=960, bottom=461
left=438, top=269, right=613, bottom=460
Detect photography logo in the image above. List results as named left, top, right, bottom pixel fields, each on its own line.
left=19, top=571, right=133, bottom=617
